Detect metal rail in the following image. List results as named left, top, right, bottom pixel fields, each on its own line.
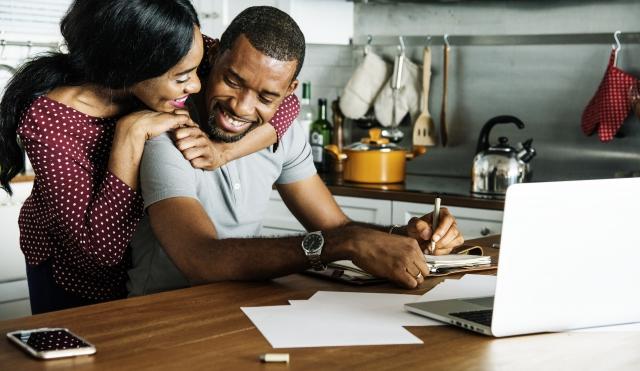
left=351, top=32, right=640, bottom=47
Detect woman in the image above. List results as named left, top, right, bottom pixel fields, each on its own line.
left=0, top=0, right=298, bottom=314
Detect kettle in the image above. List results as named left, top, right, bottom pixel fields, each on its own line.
left=471, top=115, right=536, bottom=199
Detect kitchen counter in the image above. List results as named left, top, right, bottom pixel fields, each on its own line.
left=9, top=174, right=34, bottom=183
left=320, top=172, right=505, bottom=210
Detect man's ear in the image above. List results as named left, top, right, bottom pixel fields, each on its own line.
left=285, top=79, right=299, bottom=97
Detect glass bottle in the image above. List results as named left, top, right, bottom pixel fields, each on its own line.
left=298, top=82, right=315, bottom=140
left=309, top=98, right=332, bottom=172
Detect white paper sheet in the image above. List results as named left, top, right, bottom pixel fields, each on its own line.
left=242, top=305, right=422, bottom=348
left=243, top=274, right=500, bottom=348
left=289, top=291, right=440, bottom=326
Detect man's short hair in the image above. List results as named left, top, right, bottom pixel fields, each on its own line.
left=219, top=6, right=305, bottom=79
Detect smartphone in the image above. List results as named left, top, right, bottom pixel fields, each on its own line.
left=6, top=328, right=96, bottom=359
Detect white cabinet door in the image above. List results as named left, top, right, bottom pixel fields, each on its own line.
left=193, top=0, right=353, bottom=45
left=392, top=201, right=503, bottom=240
left=260, top=191, right=306, bottom=237
left=260, top=190, right=392, bottom=237
left=0, top=182, right=33, bottom=282
left=0, top=181, right=33, bottom=319
left=334, top=195, right=392, bottom=226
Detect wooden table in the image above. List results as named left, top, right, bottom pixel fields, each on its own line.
left=1, top=236, right=638, bottom=370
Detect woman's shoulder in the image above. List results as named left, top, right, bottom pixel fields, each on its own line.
left=18, top=95, right=104, bottom=141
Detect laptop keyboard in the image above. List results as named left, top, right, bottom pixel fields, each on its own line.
left=449, top=310, right=493, bottom=327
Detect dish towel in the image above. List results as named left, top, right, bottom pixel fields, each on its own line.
left=581, top=50, right=638, bottom=142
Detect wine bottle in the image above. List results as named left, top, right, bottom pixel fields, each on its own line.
left=309, top=98, right=332, bottom=172
left=298, top=82, right=314, bottom=140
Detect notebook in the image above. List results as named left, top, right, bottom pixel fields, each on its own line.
left=305, top=245, right=496, bottom=285
left=405, top=177, right=640, bottom=337
left=425, top=254, right=491, bottom=273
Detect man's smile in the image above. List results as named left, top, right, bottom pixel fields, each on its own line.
left=213, top=103, right=255, bottom=133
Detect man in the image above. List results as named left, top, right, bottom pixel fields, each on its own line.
left=127, top=6, right=464, bottom=296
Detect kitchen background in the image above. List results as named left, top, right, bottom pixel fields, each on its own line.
left=299, top=0, right=640, bottom=181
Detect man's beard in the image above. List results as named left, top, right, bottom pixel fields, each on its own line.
left=206, top=108, right=259, bottom=143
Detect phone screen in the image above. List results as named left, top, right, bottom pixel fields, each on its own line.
left=11, top=329, right=92, bottom=352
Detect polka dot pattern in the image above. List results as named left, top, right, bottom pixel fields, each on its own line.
left=198, top=34, right=300, bottom=146
left=16, top=96, right=144, bottom=301
left=581, top=50, right=639, bottom=142
left=271, top=94, right=300, bottom=139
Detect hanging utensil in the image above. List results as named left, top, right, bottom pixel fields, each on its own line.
left=613, top=30, right=622, bottom=67
left=382, top=36, right=405, bottom=143
left=440, top=34, right=450, bottom=147
left=412, top=44, right=437, bottom=150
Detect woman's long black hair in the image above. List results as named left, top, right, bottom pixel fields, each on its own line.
left=0, top=0, right=200, bottom=194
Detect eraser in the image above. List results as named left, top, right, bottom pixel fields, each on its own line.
left=259, top=353, right=289, bottom=363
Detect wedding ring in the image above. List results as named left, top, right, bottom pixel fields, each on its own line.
left=415, top=272, right=423, bottom=280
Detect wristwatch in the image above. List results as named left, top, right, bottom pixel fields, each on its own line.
left=301, top=231, right=327, bottom=271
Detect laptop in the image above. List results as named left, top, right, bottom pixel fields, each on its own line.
left=405, top=177, right=640, bottom=337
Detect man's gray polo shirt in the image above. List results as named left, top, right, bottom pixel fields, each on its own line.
left=127, top=121, right=316, bottom=296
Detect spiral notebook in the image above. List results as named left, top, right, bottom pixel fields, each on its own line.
left=305, top=245, right=496, bottom=285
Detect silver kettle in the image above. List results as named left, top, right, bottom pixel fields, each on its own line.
left=471, top=115, right=536, bottom=199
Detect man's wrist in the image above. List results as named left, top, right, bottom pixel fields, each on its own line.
left=321, top=226, right=357, bottom=262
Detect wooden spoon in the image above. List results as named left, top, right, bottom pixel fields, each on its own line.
left=440, top=42, right=450, bottom=147
left=412, top=47, right=437, bottom=149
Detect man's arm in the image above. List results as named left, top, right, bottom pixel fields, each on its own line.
left=277, top=175, right=463, bottom=254
left=149, top=174, right=461, bottom=288
left=147, top=197, right=312, bottom=283
left=147, top=174, right=429, bottom=288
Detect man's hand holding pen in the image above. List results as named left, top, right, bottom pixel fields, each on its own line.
left=406, top=207, right=464, bottom=256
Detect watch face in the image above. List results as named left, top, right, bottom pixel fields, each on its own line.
left=303, top=233, right=323, bottom=254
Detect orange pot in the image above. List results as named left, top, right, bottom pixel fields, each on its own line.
left=325, top=129, right=427, bottom=184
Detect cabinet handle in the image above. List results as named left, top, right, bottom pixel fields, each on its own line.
left=480, top=227, right=491, bottom=236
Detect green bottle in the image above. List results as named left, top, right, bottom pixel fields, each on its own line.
left=309, top=98, right=332, bottom=172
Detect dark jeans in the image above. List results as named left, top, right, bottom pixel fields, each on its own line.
left=26, top=260, right=97, bottom=314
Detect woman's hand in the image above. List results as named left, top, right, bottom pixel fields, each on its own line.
left=110, top=110, right=196, bottom=190
left=116, top=109, right=196, bottom=142
left=172, top=126, right=228, bottom=170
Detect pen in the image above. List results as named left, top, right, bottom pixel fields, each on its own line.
left=430, top=196, right=441, bottom=254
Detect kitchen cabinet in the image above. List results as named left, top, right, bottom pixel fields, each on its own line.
left=0, top=182, right=33, bottom=320
left=392, top=201, right=503, bottom=240
left=193, top=0, right=353, bottom=45
left=260, top=190, right=391, bottom=236
left=260, top=190, right=502, bottom=240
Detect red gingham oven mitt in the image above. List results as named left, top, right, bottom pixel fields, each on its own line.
left=581, top=50, right=639, bottom=142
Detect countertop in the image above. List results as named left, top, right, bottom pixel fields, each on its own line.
left=320, top=172, right=505, bottom=210
left=11, top=173, right=505, bottom=210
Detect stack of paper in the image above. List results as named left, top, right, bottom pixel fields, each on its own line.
left=425, top=254, right=492, bottom=272
left=241, top=274, right=498, bottom=348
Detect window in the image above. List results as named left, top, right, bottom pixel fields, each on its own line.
left=0, top=0, right=71, bottom=42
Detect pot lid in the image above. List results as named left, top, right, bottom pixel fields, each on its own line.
left=345, top=128, right=404, bottom=152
